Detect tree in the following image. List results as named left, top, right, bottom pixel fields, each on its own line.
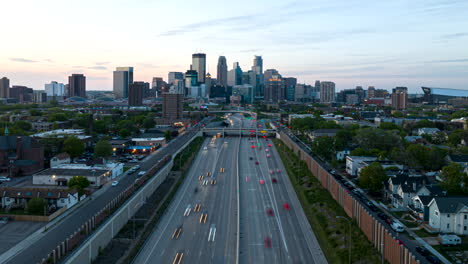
left=379, top=122, right=400, bottom=131
left=94, top=140, right=113, bottom=158
left=448, top=129, right=468, bottom=146
left=68, top=176, right=91, bottom=198
left=93, top=120, right=108, bottom=134
left=358, top=162, right=387, bottom=192
left=14, top=120, right=32, bottom=131
left=335, top=129, right=353, bottom=150
left=354, top=128, right=402, bottom=152
left=119, top=128, right=130, bottom=138
left=27, top=197, right=46, bottom=215
left=312, top=136, right=335, bottom=160
left=29, top=109, right=42, bottom=116
left=63, top=136, right=85, bottom=158
left=440, top=163, right=468, bottom=195
left=164, top=130, right=171, bottom=141
left=48, top=113, right=67, bottom=122
left=143, top=117, right=156, bottom=130
left=392, top=111, right=404, bottom=118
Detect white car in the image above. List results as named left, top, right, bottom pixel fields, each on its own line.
left=111, top=181, right=119, bottom=186
left=137, top=171, right=146, bottom=177
left=0, top=177, right=11, bottom=182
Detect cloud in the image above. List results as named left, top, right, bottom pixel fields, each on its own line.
left=440, top=32, right=468, bottom=39
left=137, top=63, right=159, bottom=68
left=44, top=59, right=55, bottom=63
left=239, top=49, right=262, bottom=53
left=88, top=66, right=107, bottom=70
left=427, top=58, right=468, bottom=63
left=159, top=15, right=253, bottom=37
left=95, top=61, right=110, bottom=65
left=73, top=66, right=84, bottom=68
left=10, top=57, right=37, bottom=63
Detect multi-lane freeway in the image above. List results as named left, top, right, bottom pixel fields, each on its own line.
left=134, top=114, right=326, bottom=264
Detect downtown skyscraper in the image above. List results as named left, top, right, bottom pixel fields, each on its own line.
left=252, top=56, right=263, bottom=96
left=217, top=56, right=227, bottom=88
left=113, top=67, right=134, bottom=98
left=192, top=53, right=206, bottom=83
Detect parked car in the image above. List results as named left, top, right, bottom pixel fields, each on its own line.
left=390, top=221, right=404, bottom=232
left=111, top=181, right=119, bottom=187
left=0, top=216, right=10, bottom=224
left=416, top=246, right=429, bottom=256
left=0, top=176, right=11, bottom=182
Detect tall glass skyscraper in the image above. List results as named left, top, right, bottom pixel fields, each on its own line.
left=192, top=53, right=206, bottom=83
left=217, top=56, right=227, bottom=87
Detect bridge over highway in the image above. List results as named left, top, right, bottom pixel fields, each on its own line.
left=201, top=127, right=276, bottom=137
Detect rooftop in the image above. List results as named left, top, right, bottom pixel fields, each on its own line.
left=31, top=129, right=86, bottom=138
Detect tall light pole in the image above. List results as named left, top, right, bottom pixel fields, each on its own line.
left=336, top=216, right=351, bottom=264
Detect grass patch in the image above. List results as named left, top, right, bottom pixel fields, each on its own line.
left=274, top=139, right=383, bottom=264
left=413, top=229, right=433, bottom=238
left=123, top=166, right=131, bottom=172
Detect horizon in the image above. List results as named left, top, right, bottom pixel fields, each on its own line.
left=1, top=0, right=468, bottom=93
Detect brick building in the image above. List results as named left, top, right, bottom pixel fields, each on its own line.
left=0, top=136, right=44, bottom=176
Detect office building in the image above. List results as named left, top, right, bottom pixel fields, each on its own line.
left=391, top=87, right=408, bottom=110
left=205, top=73, right=212, bottom=98
left=45, top=81, right=65, bottom=97
left=192, top=53, right=206, bottom=83
left=151, top=77, right=167, bottom=95
left=9, top=86, right=33, bottom=103
left=264, top=75, right=285, bottom=102
left=113, top=68, right=132, bottom=98
left=320, top=81, right=335, bottom=103
left=252, top=56, right=263, bottom=96
left=232, top=84, right=254, bottom=104
left=422, top=87, right=468, bottom=105
left=168, top=72, right=184, bottom=85
left=68, top=74, right=86, bottom=98
left=128, top=82, right=145, bottom=106
left=355, top=86, right=365, bottom=103
left=116, top=67, right=133, bottom=83
left=217, top=56, right=228, bottom=87
left=227, top=62, right=243, bottom=87
left=0, top=77, right=10, bottom=98
left=184, top=69, right=198, bottom=91
left=283, top=77, right=297, bottom=101
left=295, top=83, right=311, bottom=102
left=33, top=92, right=47, bottom=103
left=163, top=92, right=183, bottom=120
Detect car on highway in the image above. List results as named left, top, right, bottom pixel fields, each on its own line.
left=194, top=187, right=198, bottom=193
left=172, top=225, right=183, bottom=239
left=266, top=208, right=274, bottom=216
left=426, top=255, right=441, bottom=264
left=269, top=170, right=274, bottom=174
left=276, top=169, right=281, bottom=173
left=210, top=179, right=217, bottom=185
left=0, top=176, right=11, bottom=182
left=272, top=178, right=278, bottom=183
left=111, top=181, right=119, bottom=187
left=268, top=144, right=272, bottom=147
left=283, top=203, right=291, bottom=210
left=264, top=237, right=272, bottom=248
left=266, top=154, right=271, bottom=158
left=265, top=149, right=269, bottom=152
left=259, top=179, right=265, bottom=185
left=249, top=157, right=253, bottom=160
left=416, top=246, right=430, bottom=256
left=255, top=161, right=259, bottom=165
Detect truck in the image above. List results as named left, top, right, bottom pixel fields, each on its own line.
left=438, top=234, right=461, bottom=246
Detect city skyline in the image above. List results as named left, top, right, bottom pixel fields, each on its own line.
left=1, top=0, right=468, bottom=93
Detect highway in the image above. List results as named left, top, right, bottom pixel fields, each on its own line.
left=2, top=121, right=207, bottom=264
left=134, top=114, right=326, bottom=264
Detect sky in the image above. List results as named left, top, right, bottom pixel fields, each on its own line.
left=1, top=0, right=468, bottom=93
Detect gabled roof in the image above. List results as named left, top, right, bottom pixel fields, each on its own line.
left=429, top=197, right=468, bottom=213
left=0, top=187, right=77, bottom=199
left=448, top=154, right=468, bottom=163
left=414, top=195, right=434, bottom=206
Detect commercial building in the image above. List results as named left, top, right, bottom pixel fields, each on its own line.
left=422, top=87, right=468, bottom=105
left=252, top=56, right=263, bottom=96
left=232, top=84, right=254, bottom=104
left=391, top=87, right=408, bottom=110
left=68, top=74, right=86, bottom=98
left=216, top=56, right=228, bottom=87
left=33, top=91, right=47, bottom=103
left=227, top=62, right=243, bottom=87
left=128, top=82, right=145, bottom=106
left=320, top=81, right=335, bottom=103
left=0, top=136, right=44, bottom=176
left=162, top=92, right=183, bottom=120
left=168, top=72, right=184, bottom=85
left=283, top=77, right=297, bottom=101
left=9, top=86, right=33, bottom=103
left=184, top=70, right=198, bottom=93
left=205, top=73, right=212, bottom=97
left=113, top=67, right=133, bottom=98
left=264, top=75, right=285, bottom=102
left=0, top=77, right=9, bottom=98
left=151, top=77, right=166, bottom=95
left=295, top=84, right=312, bottom=102
left=45, top=81, right=65, bottom=96
left=192, top=53, right=206, bottom=83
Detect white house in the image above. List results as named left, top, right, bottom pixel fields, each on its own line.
left=50, top=152, right=71, bottom=168
left=346, top=156, right=377, bottom=176
left=417, top=127, right=440, bottom=136
left=336, top=149, right=351, bottom=161
left=428, top=197, right=468, bottom=235
left=0, top=187, right=80, bottom=210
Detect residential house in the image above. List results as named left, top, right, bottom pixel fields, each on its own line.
left=0, top=187, right=80, bottom=211
left=446, top=154, right=468, bottom=168
left=417, top=127, right=440, bottom=136
left=404, top=136, right=424, bottom=143
left=346, top=156, right=377, bottom=177
left=50, top=153, right=71, bottom=168
left=412, top=195, right=435, bottom=221
left=0, top=136, right=44, bottom=176
left=336, top=149, right=351, bottom=161
left=428, top=197, right=468, bottom=235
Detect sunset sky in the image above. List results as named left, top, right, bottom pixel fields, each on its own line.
left=1, top=0, right=467, bottom=93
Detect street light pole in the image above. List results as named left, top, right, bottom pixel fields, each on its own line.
left=336, top=216, right=351, bottom=264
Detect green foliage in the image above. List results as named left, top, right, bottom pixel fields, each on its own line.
left=68, top=176, right=91, bottom=197
left=143, top=117, right=156, bottom=129
left=405, top=144, right=447, bottom=170
left=413, top=119, right=436, bottom=129
left=27, top=197, right=46, bottom=215
left=312, top=136, right=335, bottom=160
left=379, top=122, right=400, bottom=130
left=63, top=136, right=85, bottom=158
left=451, top=110, right=468, bottom=119
left=358, top=162, right=388, bottom=192
left=94, top=140, right=113, bottom=158
left=48, top=113, right=67, bottom=122
left=119, top=128, right=130, bottom=138
left=74, top=114, right=92, bottom=128
left=448, top=129, right=468, bottom=146
left=93, top=120, right=108, bottom=134
left=164, top=130, right=171, bottom=141
left=14, top=120, right=32, bottom=131
left=440, top=163, right=468, bottom=195
left=392, top=111, right=404, bottom=118
left=334, top=129, right=354, bottom=150
left=354, top=127, right=402, bottom=152
left=29, top=109, right=42, bottom=116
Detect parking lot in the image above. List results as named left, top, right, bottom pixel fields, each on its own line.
left=0, top=220, right=45, bottom=255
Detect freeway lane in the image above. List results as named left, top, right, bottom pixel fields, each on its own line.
left=133, top=136, right=240, bottom=264
left=238, top=135, right=327, bottom=264
left=3, top=124, right=204, bottom=264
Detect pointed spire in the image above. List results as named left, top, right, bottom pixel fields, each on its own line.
left=4, top=125, right=9, bottom=136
